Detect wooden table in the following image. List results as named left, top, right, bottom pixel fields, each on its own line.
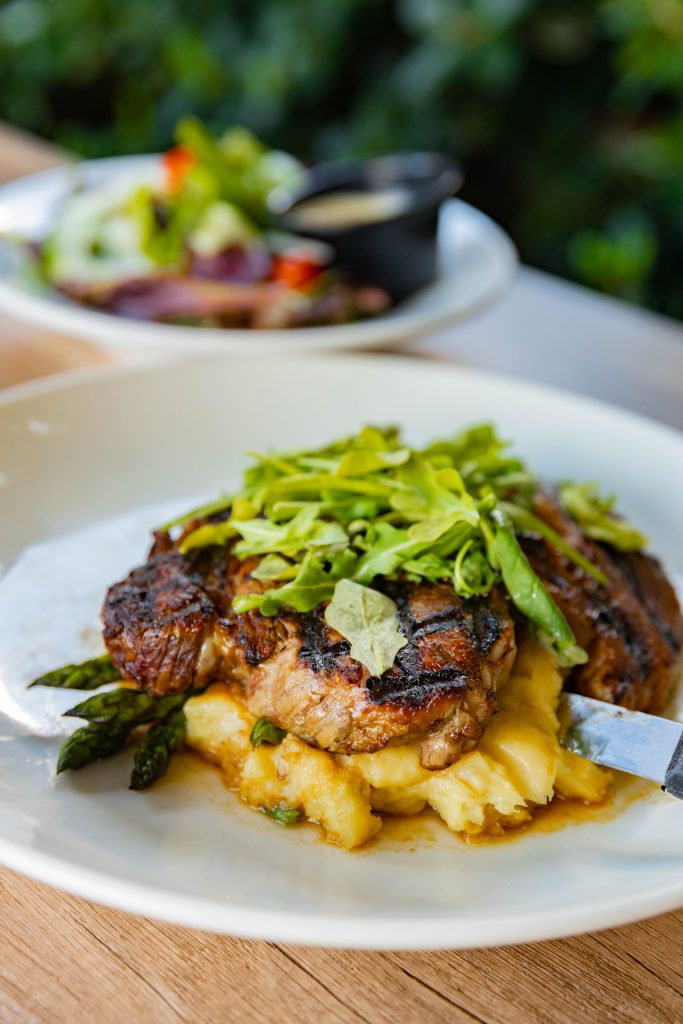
left=1, top=124, right=682, bottom=1024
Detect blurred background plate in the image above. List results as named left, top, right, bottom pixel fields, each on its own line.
left=0, top=156, right=517, bottom=356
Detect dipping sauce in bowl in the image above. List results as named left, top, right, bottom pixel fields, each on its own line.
left=272, top=153, right=463, bottom=302
left=287, top=187, right=411, bottom=232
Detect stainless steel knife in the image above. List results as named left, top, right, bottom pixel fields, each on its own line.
left=559, top=692, right=683, bottom=798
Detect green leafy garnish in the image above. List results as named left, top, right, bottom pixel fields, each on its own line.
left=173, top=422, right=614, bottom=665
left=249, top=554, right=299, bottom=581
left=262, top=806, right=301, bottom=826
left=250, top=718, right=287, bottom=747
left=558, top=482, right=648, bottom=551
left=159, top=493, right=233, bottom=532
left=174, top=117, right=303, bottom=228
left=324, top=579, right=408, bottom=677
left=38, top=119, right=303, bottom=287
left=453, top=540, right=496, bottom=597
left=233, top=555, right=339, bottom=616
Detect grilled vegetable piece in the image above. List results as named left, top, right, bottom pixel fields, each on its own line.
left=29, top=654, right=120, bottom=690
left=56, top=682, right=193, bottom=786
left=57, top=720, right=132, bottom=773
left=129, top=708, right=187, bottom=791
left=64, top=688, right=188, bottom=725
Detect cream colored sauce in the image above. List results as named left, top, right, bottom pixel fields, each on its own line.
left=289, top=188, right=410, bottom=231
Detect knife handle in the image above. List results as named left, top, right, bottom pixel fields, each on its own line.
left=664, top=734, right=683, bottom=799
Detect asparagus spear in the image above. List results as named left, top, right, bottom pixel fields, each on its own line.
left=129, top=708, right=187, bottom=791
left=57, top=720, right=132, bottom=773
left=33, top=647, right=200, bottom=785
left=29, top=654, right=120, bottom=690
left=64, top=688, right=187, bottom=726
left=57, top=687, right=192, bottom=781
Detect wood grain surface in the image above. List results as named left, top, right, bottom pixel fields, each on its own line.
left=0, top=122, right=682, bottom=1024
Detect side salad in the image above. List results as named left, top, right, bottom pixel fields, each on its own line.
left=36, top=118, right=390, bottom=329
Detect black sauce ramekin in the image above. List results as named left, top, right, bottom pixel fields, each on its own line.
left=270, top=152, right=463, bottom=303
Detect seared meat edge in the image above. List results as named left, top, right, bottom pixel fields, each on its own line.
left=103, top=541, right=516, bottom=769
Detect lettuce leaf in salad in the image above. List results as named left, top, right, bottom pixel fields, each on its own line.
left=174, top=118, right=303, bottom=228
left=39, top=118, right=304, bottom=284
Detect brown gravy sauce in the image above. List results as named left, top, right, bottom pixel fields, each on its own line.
left=164, top=751, right=657, bottom=852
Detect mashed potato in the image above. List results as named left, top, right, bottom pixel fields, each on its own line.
left=184, top=638, right=612, bottom=849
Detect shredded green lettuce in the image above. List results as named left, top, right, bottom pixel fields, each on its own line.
left=232, top=555, right=338, bottom=616
left=558, top=482, right=648, bottom=551
left=168, top=423, right=647, bottom=673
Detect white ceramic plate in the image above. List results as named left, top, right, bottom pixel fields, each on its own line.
left=1, top=354, right=682, bottom=950
left=0, top=156, right=517, bottom=355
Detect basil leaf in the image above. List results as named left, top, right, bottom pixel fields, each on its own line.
left=324, top=579, right=408, bottom=677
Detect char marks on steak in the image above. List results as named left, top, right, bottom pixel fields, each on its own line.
left=102, top=493, right=683, bottom=767
left=242, top=582, right=516, bottom=770
left=521, top=492, right=682, bottom=712
left=103, top=536, right=516, bottom=769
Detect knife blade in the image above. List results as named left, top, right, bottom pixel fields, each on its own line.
left=559, top=692, right=683, bottom=799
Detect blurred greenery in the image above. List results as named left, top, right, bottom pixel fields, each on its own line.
left=0, top=0, right=681, bottom=317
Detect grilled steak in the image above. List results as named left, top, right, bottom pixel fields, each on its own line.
left=521, top=492, right=682, bottom=712
left=242, top=582, right=515, bottom=770
left=103, top=534, right=516, bottom=769
left=103, top=490, right=682, bottom=768
left=608, top=549, right=683, bottom=655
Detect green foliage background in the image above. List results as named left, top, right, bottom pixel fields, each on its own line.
left=0, top=0, right=681, bottom=317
